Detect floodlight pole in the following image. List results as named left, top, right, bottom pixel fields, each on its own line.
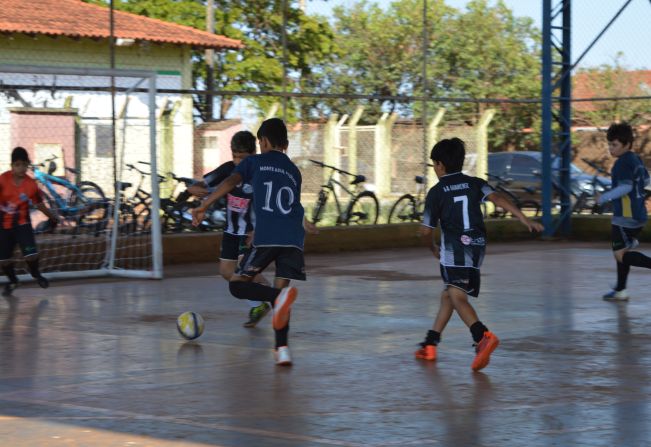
left=541, top=0, right=572, bottom=237
left=206, top=0, right=215, bottom=121
left=422, top=0, right=429, bottom=184
left=110, top=0, right=117, bottom=195
left=282, top=0, right=288, bottom=121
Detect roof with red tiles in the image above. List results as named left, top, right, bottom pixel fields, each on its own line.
left=574, top=70, right=651, bottom=111
left=0, top=0, right=242, bottom=50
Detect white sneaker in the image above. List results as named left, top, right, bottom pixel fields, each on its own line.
left=275, top=346, right=292, bottom=366
left=603, top=289, right=629, bottom=301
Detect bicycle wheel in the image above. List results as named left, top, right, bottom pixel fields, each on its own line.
left=387, top=194, right=419, bottom=223
left=518, top=200, right=541, bottom=217
left=71, top=181, right=108, bottom=235
left=344, top=191, right=379, bottom=225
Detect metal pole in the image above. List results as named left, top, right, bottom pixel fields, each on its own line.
left=541, top=0, right=553, bottom=236
left=282, top=0, right=288, bottom=121
left=559, top=0, right=572, bottom=236
left=422, top=0, right=429, bottom=184
left=110, top=0, right=117, bottom=200
left=205, top=0, right=214, bottom=120
left=148, top=75, right=163, bottom=278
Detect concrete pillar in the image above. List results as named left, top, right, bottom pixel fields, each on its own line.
left=476, top=108, right=496, bottom=180
left=426, top=107, right=446, bottom=188
left=347, top=106, right=364, bottom=174
left=374, top=112, right=397, bottom=199
left=323, top=114, right=338, bottom=184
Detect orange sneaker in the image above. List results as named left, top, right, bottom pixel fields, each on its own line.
left=272, top=287, right=297, bottom=330
left=471, top=331, right=499, bottom=371
left=415, top=344, right=437, bottom=361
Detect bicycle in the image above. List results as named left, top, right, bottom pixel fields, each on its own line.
left=32, top=156, right=107, bottom=235
left=486, top=173, right=541, bottom=218
left=309, top=159, right=379, bottom=226
left=387, top=175, right=426, bottom=223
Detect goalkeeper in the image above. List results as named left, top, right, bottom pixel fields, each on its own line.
left=0, top=147, right=59, bottom=296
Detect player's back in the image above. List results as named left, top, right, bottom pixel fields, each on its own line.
left=424, top=172, right=493, bottom=268
left=235, top=150, right=305, bottom=249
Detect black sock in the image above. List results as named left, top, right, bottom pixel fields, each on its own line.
left=623, top=251, right=651, bottom=269
left=422, top=330, right=441, bottom=346
left=229, top=281, right=280, bottom=304
left=470, top=321, right=489, bottom=343
left=616, top=261, right=630, bottom=291
left=275, top=323, right=289, bottom=349
left=2, top=263, right=18, bottom=284
left=26, top=259, right=42, bottom=278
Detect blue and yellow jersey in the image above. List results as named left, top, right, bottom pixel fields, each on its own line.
left=611, top=151, right=649, bottom=228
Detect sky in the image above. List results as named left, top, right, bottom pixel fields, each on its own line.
left=306, top=0, right=651, bottom=70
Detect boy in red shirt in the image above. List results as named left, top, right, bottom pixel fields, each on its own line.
left=0, top=147, right=59, bottom=296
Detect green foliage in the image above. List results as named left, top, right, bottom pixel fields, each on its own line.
left=83, top=0, right=336, bottom=121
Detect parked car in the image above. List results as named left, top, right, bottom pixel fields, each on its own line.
left=487, top=151, right=611, bottom=200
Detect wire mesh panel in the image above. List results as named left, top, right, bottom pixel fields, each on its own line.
left=0, top=65, right=161, bottom=279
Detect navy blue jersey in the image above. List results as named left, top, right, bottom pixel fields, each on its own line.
left=204, top=161, right=254, bottom=235
left=423, top=173, right=495, bottom=268
left=234, top=151, right=305, bottom=249
left=611, top=151, right=649, bottom=228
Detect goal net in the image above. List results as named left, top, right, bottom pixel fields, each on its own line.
left=0, top=65, right=162, bottom=280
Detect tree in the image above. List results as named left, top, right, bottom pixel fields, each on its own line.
left=323, top=0, right=541, bottom=149
left=83, top=0, right=336, bottom=121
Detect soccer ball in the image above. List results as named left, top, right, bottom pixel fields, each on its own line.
left=176, top=311, right=205, bottom=340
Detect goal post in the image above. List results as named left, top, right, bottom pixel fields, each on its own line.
left=0, top=64, right=162, bottom=280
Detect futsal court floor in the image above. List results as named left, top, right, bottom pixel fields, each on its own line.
left=1, top=241, right=650, bottom=447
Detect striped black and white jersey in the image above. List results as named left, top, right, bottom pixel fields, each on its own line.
left=422, top=172, right=495, bottom=268
left=204, top=161, right=254, bottom=236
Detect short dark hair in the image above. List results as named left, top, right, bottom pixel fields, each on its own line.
left=430, top=138, right=465, bottom=173
left=257, top=118, right=288, bottom=148
left=11, top=146, right=30, bottom=164
left=607, top=122, right=634, bottom=146
left=230, top=130, right=256, bottom=154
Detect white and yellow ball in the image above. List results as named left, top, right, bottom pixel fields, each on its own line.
left=176, top=311, right=205, bottom=340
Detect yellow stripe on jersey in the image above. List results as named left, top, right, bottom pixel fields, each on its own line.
left=622, top=195, right=632, bottom=218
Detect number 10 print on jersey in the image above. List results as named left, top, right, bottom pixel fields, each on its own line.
left=235, top=151, right=306, bottom=250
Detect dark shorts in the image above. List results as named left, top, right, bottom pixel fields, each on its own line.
left=220, top=232, right=248, bottom=261
left=440, top=265, right=480, bottom=297
left=611, top=225, right=643, bottom=251
left=0, top=224, right=38, bottom=261
left=236, top=246, right=306, bottom=281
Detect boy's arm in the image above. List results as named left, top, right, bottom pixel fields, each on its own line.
left=35, top=202, right=59, bottom=223
left=597, top=183, right=632, bottom=205
left=191, top=173, right=242, bottom=226
left=419, top=226, right=440, bottom=259
left=303, top=217, right=319, bottom=235
left=487, top=192, right=544, bottom=232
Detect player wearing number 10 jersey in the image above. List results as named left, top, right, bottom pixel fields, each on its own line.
left=192, top=118, right=317, bottom=366
left=416, top=138, right=543, bottom=371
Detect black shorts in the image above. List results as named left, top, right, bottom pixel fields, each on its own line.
left=0, top=224, right=38, bottom=261
left=236, top=246, right=306, bottom=281
left=440, top=265, right=480, bottom=297
left=220, top=232, right=248, bottom=261
left=611, top=225, right=643, bottom=251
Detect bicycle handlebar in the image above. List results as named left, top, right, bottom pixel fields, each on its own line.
left=581, top=158, right=610, bottom=176
left=309, top=159, right=358, bottom=178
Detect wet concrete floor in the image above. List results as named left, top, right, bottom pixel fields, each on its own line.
left=1, top=241, right=650, bottom=446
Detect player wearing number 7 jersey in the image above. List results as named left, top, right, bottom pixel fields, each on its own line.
left=192, top=118, right=317, bottom=366
left=416, top=138, right=544, bottom=371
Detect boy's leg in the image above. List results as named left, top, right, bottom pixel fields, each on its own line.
left=415, top=289, right=452, bottom=361
left=447, top=286, right=499, bottom=371
left=605, top=225, right=644, bottom=300
left=1, top=228, right=18, bottom=296
left=16, top=224, right=48, bottom=288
